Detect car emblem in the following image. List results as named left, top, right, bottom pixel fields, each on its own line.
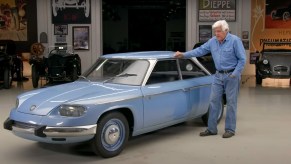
left=30, top=105, right=37, bottom=111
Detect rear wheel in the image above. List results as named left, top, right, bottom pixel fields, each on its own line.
left=4, top=67, right=12, bottom=89
left=16, top=65, right=23, bottom=81
left=91, top=112, right=129, bottom=158
left=71, top=66, right=78, bottom=81
left=202, top=99, right=224, bottom=126
left=31, top=65, right=39, bottom=88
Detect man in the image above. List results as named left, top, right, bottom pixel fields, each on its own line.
left=174, top=20, right=246, bottom=138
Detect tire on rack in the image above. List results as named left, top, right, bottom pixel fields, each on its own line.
left=31, top=65, right=39, bottom=88
left=91, top=112, right=129, bottom=158
left=202, top=98, right=225, bottom=126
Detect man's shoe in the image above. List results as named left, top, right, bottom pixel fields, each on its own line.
left=199, top=130, right=217, bottom=136
left=222, top=131, right=235, bottom=138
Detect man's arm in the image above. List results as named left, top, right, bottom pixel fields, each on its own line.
left=231, top=39, right=246, bottom=77
left=174, top=41, right=211, bottom=58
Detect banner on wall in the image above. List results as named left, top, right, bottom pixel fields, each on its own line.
left=51, top=0, right=91, bottom=24
left=251, top=0, right=291, bottom=52
left=198, top=0, right=236, bottom=22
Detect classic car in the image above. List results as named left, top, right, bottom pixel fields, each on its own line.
left=0, top=40, right=23, bottom=89
left=255, top=42, right=291, bottom=85
left=4, top=51, right=224, bottom=158
left=30, top=44, right=81, bottom=88
left=271, top=4, right=291, bottom=21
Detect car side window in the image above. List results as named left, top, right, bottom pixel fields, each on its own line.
left=146, top=60, right=180, bottom=85
left=179, top=59, right=207, bottom=79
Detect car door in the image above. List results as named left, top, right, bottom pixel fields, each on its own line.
left=178, top=58, right=212, bottom=118
left=141, top=59, right=190, bottom=128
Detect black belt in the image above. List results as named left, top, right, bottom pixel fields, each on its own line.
left=217, top=69, right=235, bottom=74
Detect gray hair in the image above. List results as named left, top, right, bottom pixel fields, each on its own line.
left=212, top=20, right=229, bottom=32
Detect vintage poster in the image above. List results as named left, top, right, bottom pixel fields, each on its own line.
left=51, top=0, right=91, bottom=24
left=0, top=0, right=27, bottom=41
left=251, top=0, right=291, bottom=52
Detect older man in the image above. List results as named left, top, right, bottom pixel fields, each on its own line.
left=174, top=20, right=246, bottom=138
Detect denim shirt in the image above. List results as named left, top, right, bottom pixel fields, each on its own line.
left=184, top=33, right=246, bottom=77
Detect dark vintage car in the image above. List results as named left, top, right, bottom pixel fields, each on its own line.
left=30, top=44, right=81, bottom=88
left=255, top=42, right=291, bottom=85
left=0, top=40, right=23, bottom=89
left=271, top=4, right=291, bottom=21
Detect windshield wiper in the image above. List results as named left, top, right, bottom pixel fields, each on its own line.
left=103, top=73, right=137, bottom=83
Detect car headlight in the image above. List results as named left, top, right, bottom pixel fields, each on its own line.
left=58, top=105, right=87, bottom=117
left=263, top=59, right=269, bottom=65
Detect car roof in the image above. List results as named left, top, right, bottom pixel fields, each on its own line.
left=101, top=51, right=176, bottom=60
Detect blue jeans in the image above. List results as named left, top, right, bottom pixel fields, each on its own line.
left=207, top=72, right=241, bottom=134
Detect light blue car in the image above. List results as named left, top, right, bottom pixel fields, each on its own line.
left=4, top=51, right=224, bottom=158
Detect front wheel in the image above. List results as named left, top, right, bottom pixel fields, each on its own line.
left=256, top=69, right=262, bottom=85
left=202, top=99, right=224, bottom=126
left=91, top=112, right=129, bottom=158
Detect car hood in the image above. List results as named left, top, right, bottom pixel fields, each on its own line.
left=17, top=81, right=141, bottom=116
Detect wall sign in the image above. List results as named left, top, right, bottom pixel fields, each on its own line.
left=51, top=0, right=91, bottom=24
left=198, top=0, right=236, bottom=22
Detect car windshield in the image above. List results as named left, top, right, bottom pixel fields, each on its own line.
left=81, top=58, right=150, bottom=85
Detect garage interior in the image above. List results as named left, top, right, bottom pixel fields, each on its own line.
left=1, top=0, right=291, bottom=163
left=1, top=75, right=291, bottom=163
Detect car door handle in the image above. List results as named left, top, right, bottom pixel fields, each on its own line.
left=182, top=88, right=190, bottom=92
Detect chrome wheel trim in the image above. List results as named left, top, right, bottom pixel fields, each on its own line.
left=101, top=119, right=125, bottom=151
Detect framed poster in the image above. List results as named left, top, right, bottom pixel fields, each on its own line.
left=199, top=25, right=212, bottom=42
left=198, top=0, right=236, bottom=22
left=72, top=26, right=89, bottom=50
left=242, top=31, right=249, bottom=39
left=51, top=0, right=91, bottom=24
left=265, top=0, right=291, bottom=28
left=54, top=25, right=68, bottom=35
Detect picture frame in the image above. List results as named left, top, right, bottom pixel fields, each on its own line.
left=54, top=24, right=68, bottom=35
left=242, top=31, right=249, bottom=39
left=72, top=26, right=89, bottom=50
left=199, top=25, right=212, bottom=42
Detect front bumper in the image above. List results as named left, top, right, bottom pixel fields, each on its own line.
left=4, top=118, right=97, bottom=143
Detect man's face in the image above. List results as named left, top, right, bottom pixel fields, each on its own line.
left=214, top=27, right=227, bottom=42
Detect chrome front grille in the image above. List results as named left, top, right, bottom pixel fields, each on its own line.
left=14, top=121, right=39, bottom=129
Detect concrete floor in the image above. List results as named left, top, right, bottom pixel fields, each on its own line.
left=1, top=71, right=291, bottom=164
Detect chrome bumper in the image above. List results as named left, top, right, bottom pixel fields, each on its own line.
left=4, top=118, right=97, bottom=138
